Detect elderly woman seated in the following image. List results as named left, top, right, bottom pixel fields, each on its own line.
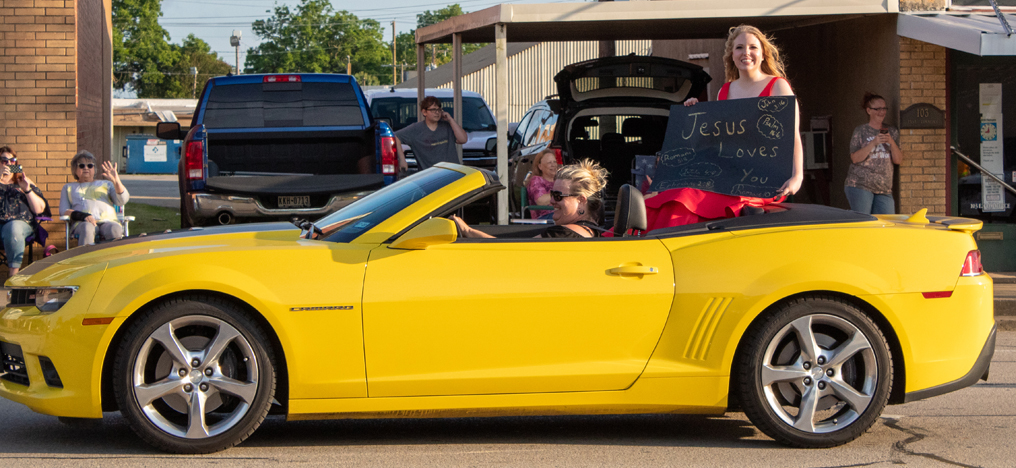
left=0, top=145, right=46, bottom=276
left=454, top=159, right=608, bottom=239
left=59, top=150, right=130, bottom=246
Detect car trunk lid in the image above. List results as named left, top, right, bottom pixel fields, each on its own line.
left=554, top=55, right=711, bottom=105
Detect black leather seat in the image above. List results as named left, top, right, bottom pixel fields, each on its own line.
left=613, top=184, right=647, bottom=237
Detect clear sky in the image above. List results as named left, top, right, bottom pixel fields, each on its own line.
left=158, top=0, right=572, bottom=71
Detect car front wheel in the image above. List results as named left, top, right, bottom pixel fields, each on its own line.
left=113, top=296, right=276, bottom=453
left=736, top=296, right=893, bottom=447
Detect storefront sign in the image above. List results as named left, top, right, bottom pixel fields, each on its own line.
left=651, top=96, right=795, bottom=198
left=899, top=103, right=944, bottom=129
left=980, top=83, right=1005, bottom=213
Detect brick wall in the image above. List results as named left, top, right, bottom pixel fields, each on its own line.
left=0, top=0, right=76, bottom=256
left=898, top=37, right=948, bottom=216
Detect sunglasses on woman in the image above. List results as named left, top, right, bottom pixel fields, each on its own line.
left=78, top=163, right=95, bottom=169
left=1, top=157, right=16, bottom=164
left=549, top=190, right=578, bottom=202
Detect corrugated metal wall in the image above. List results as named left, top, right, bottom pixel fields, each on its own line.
left=436, top=40, right=651, bottom=122
left=112, top=126, right=152, bottom=168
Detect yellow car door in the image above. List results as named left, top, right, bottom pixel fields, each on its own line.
left=361, top=237, right=675, bottom=397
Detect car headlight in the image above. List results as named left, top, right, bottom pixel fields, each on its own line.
left=35, top=287, right=78, bottom=313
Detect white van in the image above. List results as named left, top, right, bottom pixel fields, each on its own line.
left=364, top=88, right=497, bottom=171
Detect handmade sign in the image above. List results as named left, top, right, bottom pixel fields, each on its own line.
left=649, top=96, right=796, bottom=198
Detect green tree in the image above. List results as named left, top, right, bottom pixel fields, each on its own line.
left=393, top=4, right=487, bottom=75
left=113, top=0, right=178, bottom=97
left=416, top=5, right=485, bottom=68
left=164, top=35, right=234, bottom=98
left=245, top=0, right=390, bottom=84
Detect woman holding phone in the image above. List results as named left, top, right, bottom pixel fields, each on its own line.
left=845, top=92, right=904, bottom=214
left=0, top=145, right=45, bottom=276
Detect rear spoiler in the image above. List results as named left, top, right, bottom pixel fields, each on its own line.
left=878, top=208, right=983, bottom=234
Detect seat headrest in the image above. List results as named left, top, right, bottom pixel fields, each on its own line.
left=602, top=132, right=624, bottom=143
left=613, top=184, right=647, bottom=237
left=570, top=125, right=588, bottom=140
left=621, top=118, right=647, bottom=137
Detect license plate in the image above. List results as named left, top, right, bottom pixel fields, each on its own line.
left=278, top=196, right=311, bottom=208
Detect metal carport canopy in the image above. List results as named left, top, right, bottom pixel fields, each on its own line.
left=898, top=12, right=1016, bottom=56
left=412, top=0, right=898, bottom=224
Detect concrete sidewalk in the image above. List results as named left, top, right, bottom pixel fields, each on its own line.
left=989, top=272, right=1016, bottom=330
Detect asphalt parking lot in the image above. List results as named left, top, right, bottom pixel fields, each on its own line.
left=0, top=331, right=1012, bottom=466
left=121, top=174, right=179, bottom=209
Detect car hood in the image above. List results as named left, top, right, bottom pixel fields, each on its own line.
left=13, top=223, right=301, bottom=282
left=555, top=55, right=711, bottom=105
left=463, top=130, right=495, bottom=151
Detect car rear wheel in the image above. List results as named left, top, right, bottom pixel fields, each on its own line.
left=113, top=296, right=275, bottom=454
left=736, top=296, right=892, bottom=447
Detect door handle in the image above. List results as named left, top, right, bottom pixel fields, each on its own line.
left=607, top=266, right=659, bottom=276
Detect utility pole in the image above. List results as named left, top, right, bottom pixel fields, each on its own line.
left=190, top=67, right=198, bottom=98
left=346, top=55, right=351, bottom=75
left=230, top=30, right=242, bottom=74
left=391, top=21, right=397, bottom=85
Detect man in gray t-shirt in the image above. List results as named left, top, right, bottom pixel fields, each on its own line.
left=394, top=96, right=468, bottom=172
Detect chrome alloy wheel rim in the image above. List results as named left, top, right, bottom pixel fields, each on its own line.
left=760, top=314, right=878, bottom=434
left=132, top=315, right=259, bottom=439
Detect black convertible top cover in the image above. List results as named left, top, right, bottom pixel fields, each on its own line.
left=648, top=203, right=877, bottom=238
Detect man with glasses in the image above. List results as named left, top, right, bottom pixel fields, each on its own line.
left=393, top=96, right=468, bottom=173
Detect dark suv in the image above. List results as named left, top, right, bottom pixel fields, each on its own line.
left=506, top=55, right=711, bottom=215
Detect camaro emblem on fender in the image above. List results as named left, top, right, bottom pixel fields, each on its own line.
left=289, top=305, right=354, bottom=312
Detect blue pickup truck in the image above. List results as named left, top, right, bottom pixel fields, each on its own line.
left=156, top=74, right=398, bottom=227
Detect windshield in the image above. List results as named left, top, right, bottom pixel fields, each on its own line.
left=203, top=82, right=365, bottom=128
left=370, top=97, right=496, bottom=132
left=318, top=168, right=465, bottom=243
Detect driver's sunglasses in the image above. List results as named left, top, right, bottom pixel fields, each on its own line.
left=1, top=157, right=16, bottom=165
left=549, top=190, right=578, bottom=202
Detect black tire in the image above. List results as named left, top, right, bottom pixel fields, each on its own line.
left=113, top=296, right=276, bottom=454
left=179, top=196, right=193, bottom=229
left=736, top=296, right=893, bottom=448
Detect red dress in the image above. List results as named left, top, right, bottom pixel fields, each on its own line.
left=645, top=77, right=786, bottom=231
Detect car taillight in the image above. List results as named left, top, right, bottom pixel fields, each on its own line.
left=961, top=250, right=983, bottom=277
left=184, top=140, right=204, bottom=180
left=263, top=75, right=301, bottom=83
left=380, top=135, right=396, bottom=175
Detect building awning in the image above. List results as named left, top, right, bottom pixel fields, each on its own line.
left=416, top=0, right=895, bottom=44
left=898, top=13, right=1016, bottom=56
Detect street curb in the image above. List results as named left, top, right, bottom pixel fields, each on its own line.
left=996, top=299, right=1016, bottom=317
left=989, top=272, right=1016, bottom=284
left=997, top=319, right=1016, bottom=331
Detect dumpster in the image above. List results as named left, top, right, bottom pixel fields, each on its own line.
left=124, top=134, right=181, bottom=174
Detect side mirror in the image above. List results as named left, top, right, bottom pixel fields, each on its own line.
left=485, top=137, right=497, bottom=153
left=156, top=121, right=182, bottom=140
left=390, top=217, right=457, bottom=250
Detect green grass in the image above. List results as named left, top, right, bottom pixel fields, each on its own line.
left=124, top=203, right=181, bottom=235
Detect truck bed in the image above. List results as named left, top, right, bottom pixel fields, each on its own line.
left=206, top=174, right=385, bottom=195
left=206, top=129, right=375, bottom=176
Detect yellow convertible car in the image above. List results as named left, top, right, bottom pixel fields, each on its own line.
left=0, top=163, right=995, bottom=453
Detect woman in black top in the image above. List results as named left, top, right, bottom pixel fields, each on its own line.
left=0, top=146, right=46, bottom=276
left=454, top=159, right=608, bottom=239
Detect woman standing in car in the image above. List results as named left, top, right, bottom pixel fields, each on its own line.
left=649, top=24, right=804, bottom=228
left=845, top=92, right=903, bottom=214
